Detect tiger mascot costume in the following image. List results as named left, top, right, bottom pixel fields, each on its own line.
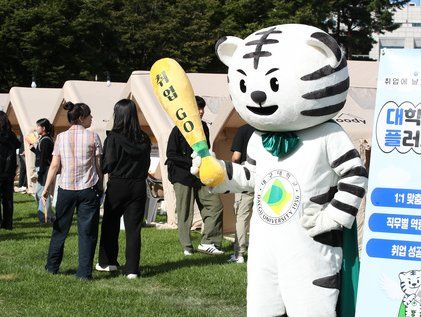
left=193, top=24, right=368, bottom=316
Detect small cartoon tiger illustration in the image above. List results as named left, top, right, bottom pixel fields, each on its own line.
left=399, top=270, right=421, bottom=317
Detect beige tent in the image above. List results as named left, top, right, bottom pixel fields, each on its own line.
left=8, top=87, right=63, bottom=190
left=54, top=80, right=126, bottom=140
left=334, top=60, right=379, bottom=146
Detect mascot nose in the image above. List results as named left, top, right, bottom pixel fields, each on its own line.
left=251, top=91, right=267, bottom=105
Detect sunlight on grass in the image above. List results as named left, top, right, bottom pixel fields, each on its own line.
left=0, top=194, right=247, bottom=317
left=0, top=274, right=17, bottom=281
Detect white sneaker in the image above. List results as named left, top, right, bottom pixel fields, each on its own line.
left=227, top=254, right=245, bottom=264
left=95, top=263, right=118, bottom=272
left=126, top=274, right=138, bottom=280
left=183, top=250, right=193, bottom=256
left=16, top=186, right=26, bottom=193
left=197, top=243, right=224, bottom=255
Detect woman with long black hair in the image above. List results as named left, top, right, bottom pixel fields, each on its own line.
left=29, top=118, right=55, bottom=223
left=96, top=99, right=151, bottom=279
left=0, top=111, right=20, bottom=230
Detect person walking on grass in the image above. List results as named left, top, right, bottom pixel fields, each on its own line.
left=42, top=102, right=103, bottom=280
left=28, top=118, right=55, bottom=224
left=228, top=124, right=255, bottom=264
left=0, top=111, right=21, bottom=230
left=166, top=96, right=224, bottom=256
left=96, top=99, right=151, bottom=280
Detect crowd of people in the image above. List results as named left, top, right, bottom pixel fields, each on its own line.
left=0, top=96, right=254, bottom=279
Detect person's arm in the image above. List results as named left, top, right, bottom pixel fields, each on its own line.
left=166, top=128, right=191, bottom=167
left=38, top=138, right=54, bottom=175
left=231, top=126, right=244, bottom=163
left=42, top=155, right=61, bottom=199
left=96, top=155, right=103, bottom=194
left=101, top=136, right=115, bottom=175
left=231, top=151, right=242, bottom=163
left=94, top=133, right=104, bottom=194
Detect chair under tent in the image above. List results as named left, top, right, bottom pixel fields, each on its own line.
left=120, top=175, right=165, bottom=230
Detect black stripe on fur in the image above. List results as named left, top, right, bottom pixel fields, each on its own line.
left=310, top=32, right=342, bottom=62
left=331, top=149, right=360, bottom=168
left=225, top=161, right=233, bottom=180
left=313, top=273, right=341, bottom=289
left=302, top=77, right=349, bottom=100
left=301, top=100, right=346, bottom=117
left=331, top=199, right=358, bottom=216
left=338, top=182, right=365, bottom=198
left=246, top=155, right=256, bottom=165
left=301, top=58, right=347, bottom=81
left=341, top=166, right=368, bottom=179
left=310, top=186, right=338, bottom=205
left=313, top=230, right=343, bottom=247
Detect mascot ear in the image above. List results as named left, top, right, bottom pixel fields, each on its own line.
left=215, top=36, right=243, bottom=67
left=307, top=32, right=343, bottom=68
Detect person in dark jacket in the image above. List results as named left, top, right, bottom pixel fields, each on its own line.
left=17, top=133, right=27, bottom=191
left=0, top=111, right=21, bottom=230
left=29, top=118, right=55, bottom=223
left=96, top=99, right=151, bottom=279
left=166, top=96, right=224, bottom=256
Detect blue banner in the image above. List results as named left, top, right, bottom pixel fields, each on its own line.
left=356, top=49, right=421, bottom=317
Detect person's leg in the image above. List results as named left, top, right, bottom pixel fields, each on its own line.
left=0, top=179, right=3, bottom=227
left=35, top=182, right=55, bottom=223
left=197, top=186, right=223, bottom=248
left=75, top=187, right=100, bottom=279
left=174, top=183, right=195, bottom=252
left=0, top=178, right=14, bottom=230
left=46, top=188, right=76, bottom=273
left=98, top=181, right=122, bottom=267
left=234, top=193, right=253, bottom=256
left=18, top=156, right=27, bottom=188
left=122, top=180, right=146, bottom=275
left=35, top=182, right=44, bottom=223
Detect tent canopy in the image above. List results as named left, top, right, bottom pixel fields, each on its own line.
left=54, top=80, right=125, bottom=138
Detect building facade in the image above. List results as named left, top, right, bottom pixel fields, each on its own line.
left=370, top=1, right=421, bottom=60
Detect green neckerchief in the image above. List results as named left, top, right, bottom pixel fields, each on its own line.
left=261, top=131, right=300, bottom=158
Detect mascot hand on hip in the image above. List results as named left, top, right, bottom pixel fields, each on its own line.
left=193, top=24, right=368, bottom=317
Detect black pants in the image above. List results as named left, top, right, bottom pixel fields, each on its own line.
left=18, top=155, right=27, bottom=188
left=46, top=186, right=100, bottom=279
left=0, top=178, right=14, bottom=230
left=98, top=178, right=146, bottom=275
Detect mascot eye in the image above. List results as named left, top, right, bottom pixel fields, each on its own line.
left=270, top=77, right=279, bottom=92
left=240, top=79, right=247, bottom=93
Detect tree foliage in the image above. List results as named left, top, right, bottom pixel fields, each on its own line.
left=0, top=0, right=410, bottom=92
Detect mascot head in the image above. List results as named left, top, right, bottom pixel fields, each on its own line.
left=216, top=24, right=349, bottom=132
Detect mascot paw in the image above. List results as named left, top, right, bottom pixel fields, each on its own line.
left=302, top=209, right=341, bottom=238
left=190, top=151, right=201, bottom=176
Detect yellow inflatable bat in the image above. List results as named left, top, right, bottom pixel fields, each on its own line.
left=150, top=58, right=225, bottom=187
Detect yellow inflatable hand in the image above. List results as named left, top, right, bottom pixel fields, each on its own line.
left=150, top=58, right=225, bottom=187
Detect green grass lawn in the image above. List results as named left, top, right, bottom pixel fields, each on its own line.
left=0, top=194, right=246, bottom=317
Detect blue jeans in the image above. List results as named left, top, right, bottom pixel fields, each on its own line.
left=46, top=186, right=100, bottom=279
left=35, top=182, right=54, bottom=223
